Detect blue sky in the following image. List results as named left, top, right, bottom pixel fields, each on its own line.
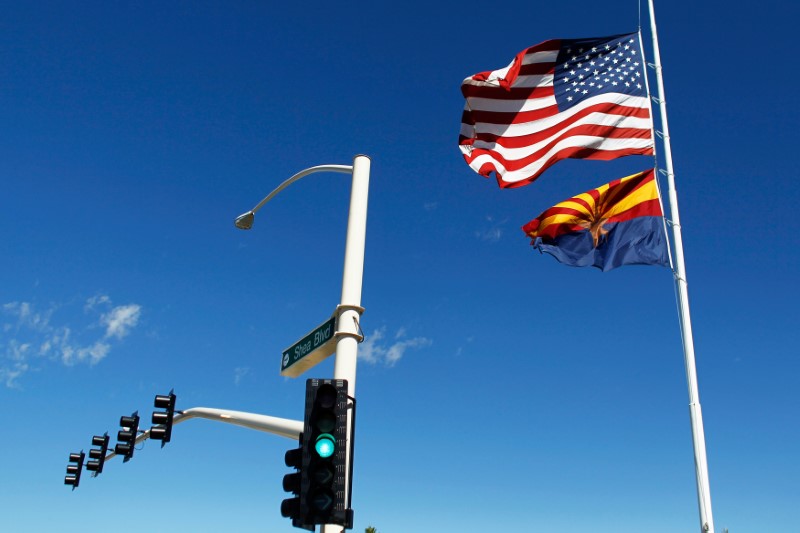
left=1, top=1, right=797, bottom=532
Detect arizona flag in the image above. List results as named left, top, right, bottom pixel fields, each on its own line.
left=522, top=169, right=670, bottom=271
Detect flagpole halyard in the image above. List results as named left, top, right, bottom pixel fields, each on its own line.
left=646, top=1, right=715, bottom=531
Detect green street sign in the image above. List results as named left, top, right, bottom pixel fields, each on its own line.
left=281, top=315, right=337, bottom=378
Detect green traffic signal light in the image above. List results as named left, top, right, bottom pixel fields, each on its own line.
left=315, top=433, right=336, bottom=458
left=294, top=378, right=354, bottom=528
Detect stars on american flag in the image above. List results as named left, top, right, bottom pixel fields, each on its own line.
left=554, top=35, right=645, bottom=106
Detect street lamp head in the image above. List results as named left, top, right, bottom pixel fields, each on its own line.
left=234, top=211, right=255, bottom=230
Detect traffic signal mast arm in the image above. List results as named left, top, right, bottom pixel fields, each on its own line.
left=102, top=407, right=303, bottom=463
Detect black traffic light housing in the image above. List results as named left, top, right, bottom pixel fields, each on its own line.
left=150, top=390, right=176, bottom=446
left=85, top=433, right=109, bottom=476
left=299, top=378, right=353, bottom=529
left=115, top=412, right=140, bottom=462
left=281, top=434, right=313, bottom=531
left=64, top=451, right=85, bottom=489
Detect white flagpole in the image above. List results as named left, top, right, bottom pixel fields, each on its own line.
left=646, top=1, right=715, bottom=532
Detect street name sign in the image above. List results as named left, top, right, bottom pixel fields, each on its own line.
left=280, top=315, right=337, bottom=377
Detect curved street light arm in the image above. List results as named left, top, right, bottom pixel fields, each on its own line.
left=235, top=164, right=354, bottom=229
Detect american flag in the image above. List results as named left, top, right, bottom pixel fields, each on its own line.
left=459, top=33, right=654, bottom=188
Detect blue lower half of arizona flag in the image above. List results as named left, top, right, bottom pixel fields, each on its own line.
left=534, top=215, right=669, bottom=272
left=522, top=169, right=670, bottom=272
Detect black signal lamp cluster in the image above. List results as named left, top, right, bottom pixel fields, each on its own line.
left=150, top=390, right=176, bottom=446
left=86, top=434, right=109, bottom=475
left=114, top=412, right=140, bottom=462
left=63, top=390, right=177, bottom=488
left=64, top=451, right=85, bottom=489
left=63, top=382, right=358, bottom=529
left=281, top=378, right=354, bottom=530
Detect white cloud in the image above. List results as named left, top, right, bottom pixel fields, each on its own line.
left=475, top=215, right=508, bottom=243
left=358, top=326, right=431, bottom=367
left=386, top=336, right=430, bottom=366
left=0, top=362, right=29, bottom=389
left=102, top=304, right=141, bottom=339
left=455, top=335, right=474, bottom=357
left=3, top=301, right=53, bottom=332
left=62, top=341, right=111, bottom=366
left=1, top=295, right=143, bottom=387
left=234, top=367, right=250, bottom=385
left=84, top=294, right=111, bottom=311
left=357, top=328, right=384, bottom=365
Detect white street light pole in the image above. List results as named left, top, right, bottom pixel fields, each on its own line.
left=331, top=155, right=370, bottom=395
left=235, top=154, right=371, bottom=533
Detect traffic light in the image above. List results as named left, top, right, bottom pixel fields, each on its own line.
left=150, top=390, right=176, bottom=446
left=115, top=412, right=140, bottom=462
left=64, top=451, right=85, bottom=489
left=281, top=434, right=312, bottom=531
left=299, top=378, right=353, bottom=529
left=85, top=433, right=109, bottom=476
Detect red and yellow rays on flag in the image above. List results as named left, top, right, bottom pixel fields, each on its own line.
left=522, top=169, right=670, bottom=271
left=523, top=168, right=663, bottom=239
